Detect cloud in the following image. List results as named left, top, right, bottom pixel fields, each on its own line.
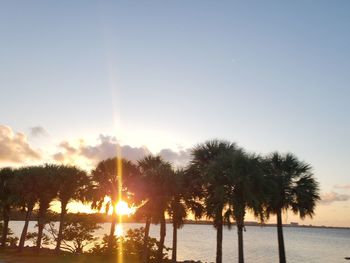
left=79, top=135, right=150, bottom=162
left=52, top=134, right=191, bottom=169
left=53, top=135, right=151, bottom=167
left=320, top=191, right=350, bottom=204
left=52, top=140, right=85, bottom=163
left=52, top=152, right=65, bottom=162
left=159, top=148, right=191, bottom=167
left=29, top=126, right=48, bottom=137
left=0, top=125, right=41, bottom=163
left=58, top=141, right=78, bottom=155
left=334, top=184, right=350, bottom=190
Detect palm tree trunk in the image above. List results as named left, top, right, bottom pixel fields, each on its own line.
left=108, top=205, right=117, bottom=251
left=1, top=208, right=10, bottom=248
left=156, top=212, right=166, bottom=263
left=216, top=214, right=223, bottom=263
left=55, top=200, right=67, bottom=252
left=36, top=219, right=44, bottom=249
left=19, top=206, right=33, bottom=251
left=237, top=224, right=244, bottom=263
left=142, top=217, right=151, bottom=263
left=171, top=221, right=177, bottom=263
left=36, top=206, right=47, bottom=250
left=276, top=210, right=286, bottom=263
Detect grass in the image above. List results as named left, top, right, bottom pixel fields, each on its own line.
left=0, top=248, right=140, bottom=263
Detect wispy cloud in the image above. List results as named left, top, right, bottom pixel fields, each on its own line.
left=0, top=125, right=41, bottom=163
left=334, top=184, right=350, bottom=190
left=320, top=191, right=350, bottom=204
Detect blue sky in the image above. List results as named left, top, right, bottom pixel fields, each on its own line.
left=1, top=1, right=350, bottom=226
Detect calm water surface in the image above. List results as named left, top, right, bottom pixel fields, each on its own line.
left=9, top=221, right=350, bottom=263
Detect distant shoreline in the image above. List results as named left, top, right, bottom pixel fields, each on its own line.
left=8, top=216, right=350, bottom=230
left=178, top=220, right=350, bottom=230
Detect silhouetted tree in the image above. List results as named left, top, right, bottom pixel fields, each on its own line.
left=35, top=165, right=59, bottom=249
left=168, top=169, right=204, bottom=263
left=90, top=158, right=138, bottom=251
left=264, top=152, right=320, bottom=263
left=54, top=165, right=88, bottom=252
left=16, top=166, right=39, bottom=251
left=0, top=167, right=16, bottom=248
left=189, top=140, right=239, bottom=263
left=132, top=165, right=154, bottom=263
left=209, top=150, right=266, bottom=263
left=137, top=155, right=173, bottom=263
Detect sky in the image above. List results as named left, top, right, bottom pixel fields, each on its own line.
left=0, top=1, right=350, bottom=227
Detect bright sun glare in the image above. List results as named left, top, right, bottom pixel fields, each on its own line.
left=115, top=200, right=135, bottom=216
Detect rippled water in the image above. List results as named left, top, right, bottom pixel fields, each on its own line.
left=9, top=221, right=350, bottom=263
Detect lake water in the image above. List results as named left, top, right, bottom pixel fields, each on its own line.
left=9, top=221, right=350, bottom=263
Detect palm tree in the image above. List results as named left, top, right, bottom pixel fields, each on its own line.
left=35, top=164, right=59, bottom=249
left=167, top=169, right=203, bottom=263
left=54, top=165, right=88, bottom=252
left=264, top=152, right=320, bottom=263
left=189, top=140, right=239, bottom=263
left=128, top=164, right=153, bottom=263
left=131, top=175, right=154, bottom=263
left=136, top=155, right=173, bottom=263
left=209, top=150, right=266, bottom=263
left=0, top=167, right=16, bottom=248
left=16, top=166, right=39, bottom=251
left=90, top=158, right=138, bottom=251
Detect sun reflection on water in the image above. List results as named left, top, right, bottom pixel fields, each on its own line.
left=115, top=224, right=123, bottom=237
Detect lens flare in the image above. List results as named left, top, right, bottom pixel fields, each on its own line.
left=117, top=153, right=123, bottom=263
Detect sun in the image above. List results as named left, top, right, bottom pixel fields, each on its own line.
left=115, top=200, right=135, bottom=216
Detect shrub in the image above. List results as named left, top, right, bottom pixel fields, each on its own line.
left=90, top=227, right=170, bottom=261
left=0, top=222, right=19, bottom=247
